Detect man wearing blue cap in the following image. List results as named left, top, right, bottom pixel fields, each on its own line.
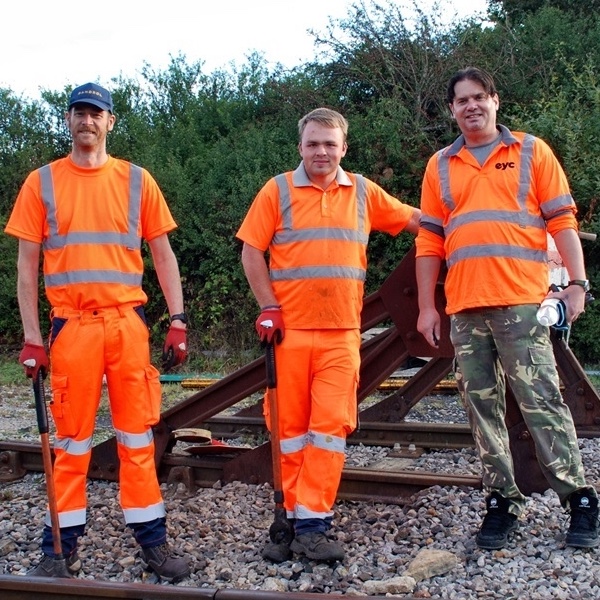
left=5, top=82, right=191, bottom=581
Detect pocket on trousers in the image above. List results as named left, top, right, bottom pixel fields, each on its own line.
left=528, top=345, right=554, bottom=365
left=49, top=374, right=78, bottom=437
left=144, top=365, right=162, bottom=427
left=49, top=317, right=68, bottom=348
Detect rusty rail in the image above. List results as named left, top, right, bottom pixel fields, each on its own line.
left=0, top=574, right=401, bottom=600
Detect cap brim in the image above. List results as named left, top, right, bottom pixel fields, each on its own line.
left=69, top=99, right=112, bottom=112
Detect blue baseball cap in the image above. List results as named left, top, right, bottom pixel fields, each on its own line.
left=68, top=82, right=114, bottom=113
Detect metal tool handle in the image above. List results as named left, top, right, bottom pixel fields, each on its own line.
left=265, top=342, right=277, bottom=390
left=33, top=370, right=49, bottom=434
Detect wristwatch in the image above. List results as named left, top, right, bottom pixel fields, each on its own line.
left=170, top=312, right=188, bottom=324
left=568, top=279, right=591, bottom=292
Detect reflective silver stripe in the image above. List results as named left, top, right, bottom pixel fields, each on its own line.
left=273, top=228, right=368, bottom=244
left=275, top=173, right=294, bottom=230
left=45, top=270, right=143, bottom=287
left=542, top=194, right=576, bottom=218
left=122, top=501, right=166, bottom=525
left=272, top=172, right=368, bottom=283
left=420, top=216, right=444, bottom=238
left=438, top=150, right=455, bottom=212
left=270, top=266, right=366, bottom=281
left=280, top=433, right=308, bottom=455
left=115, top=427, right=154, bottom=449
left=515, top=134, right=535, bottom=227
left=444, top=209, right=545, bottom=237
left=53, top=436, right=93, bottom=455
left=295, top=505, right=334, bottom=520
left=309, top=430, right=346, bottom=454
left=447, top=244, right=547, bottom=268
left=46, top=507, right=87, bottom=528
left=355, top=173, right=367, bottom=228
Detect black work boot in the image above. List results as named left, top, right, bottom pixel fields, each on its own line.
left=476, top=491, right=518, bottom=550
left=290, top=531, right=345, bottom=562
left=566, top=489, right=600, bottom=548
left=141, top=543, right=190, bottom=582
left=28, top=552, right=79, bottom=578
left=262, top=542, right=292, bottom=562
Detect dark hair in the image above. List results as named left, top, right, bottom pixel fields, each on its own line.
left=446, top=67, right=498, bottom=105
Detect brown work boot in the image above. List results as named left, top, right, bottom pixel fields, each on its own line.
left=141, top=543, right=190, bottom=582
left=290, top=531, right=344, bottom=562
left=28, top=552, right=79, bottom=578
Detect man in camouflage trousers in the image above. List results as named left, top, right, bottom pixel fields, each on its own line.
left=415, top=67, right=598, bottom=550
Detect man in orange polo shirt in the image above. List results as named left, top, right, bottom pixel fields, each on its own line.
left=416, top=67, right=598, bottom=551
left=237, top=107, right=420, bottom=562
left=5, top=83, right=190, bottom=581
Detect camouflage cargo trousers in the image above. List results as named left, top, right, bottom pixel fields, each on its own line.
left=450, top=304, right=589, bottom=515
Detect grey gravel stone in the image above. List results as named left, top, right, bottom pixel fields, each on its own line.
left=1, top=384, right=600, bottom=597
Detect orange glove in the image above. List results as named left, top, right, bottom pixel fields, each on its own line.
left=19, top=343, right=49, bottom=379
left=162, top=325, right=187, bottom=371
left=255, top=305, right=284, bottom=344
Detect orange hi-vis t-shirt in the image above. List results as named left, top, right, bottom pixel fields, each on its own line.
left=237, top=163, right=414, bottom=329
left=416, top=125, right=578, bottom=314
left=5, top=155, right=177, bottom=309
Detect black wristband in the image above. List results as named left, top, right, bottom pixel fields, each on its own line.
left=261, top=305, right=281, bottom=310
left=170, top=312, right=188, bottom=324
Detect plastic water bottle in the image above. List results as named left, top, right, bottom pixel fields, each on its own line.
left=536, top=298, right=567, bottom=327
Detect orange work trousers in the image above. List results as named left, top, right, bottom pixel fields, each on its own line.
left=263, top=329, right=360, bottom=520
left=47, top=304, right=163, bottom=528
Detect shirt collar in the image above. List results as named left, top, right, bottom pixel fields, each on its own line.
left=291, top=162, right=353, bottom=187
left=444, top=124, right=519, bottom=157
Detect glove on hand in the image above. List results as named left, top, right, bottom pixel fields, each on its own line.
left=255, top=306, right=284, bottom=344
left=162, top=325, right=187, bottom=371
left=19, top=343, right=49, bottom=379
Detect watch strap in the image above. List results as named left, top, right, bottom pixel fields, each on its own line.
left=170, top=312, right=188, bottom=324
left=568, top=279, right=590, bottom=291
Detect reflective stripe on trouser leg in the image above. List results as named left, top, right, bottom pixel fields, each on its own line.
left=451, top=305, right=587, bottom=511
left=264, top=329, right=360, bottom=519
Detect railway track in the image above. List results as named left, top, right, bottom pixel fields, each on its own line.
left=0, top=574, right=408, bottom=599
left=0, top=416, right=483, bottom=505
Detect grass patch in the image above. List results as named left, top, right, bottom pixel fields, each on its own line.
left=0, top=355, right=27, bottom=387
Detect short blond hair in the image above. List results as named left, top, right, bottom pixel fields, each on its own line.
left=298, top=108, right=348, bottom=141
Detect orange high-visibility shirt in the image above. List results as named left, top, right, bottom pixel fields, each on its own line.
left=5, top=155, right=176, bottom=309
left=237, top=163, right=414, bottom=329
left=416, top=126, right=578, bottom=314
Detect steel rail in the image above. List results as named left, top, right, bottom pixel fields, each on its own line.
left=0, top=574, right=404, bottom=599
left=200, top=416, right=476, bottom=449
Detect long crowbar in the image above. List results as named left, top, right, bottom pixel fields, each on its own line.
left=33, top=371, right=72, bottom=578
left=265, top=342, right=295, bottom=546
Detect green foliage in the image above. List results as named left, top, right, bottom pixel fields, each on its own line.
left=2, top=0, right=600, bottom=367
